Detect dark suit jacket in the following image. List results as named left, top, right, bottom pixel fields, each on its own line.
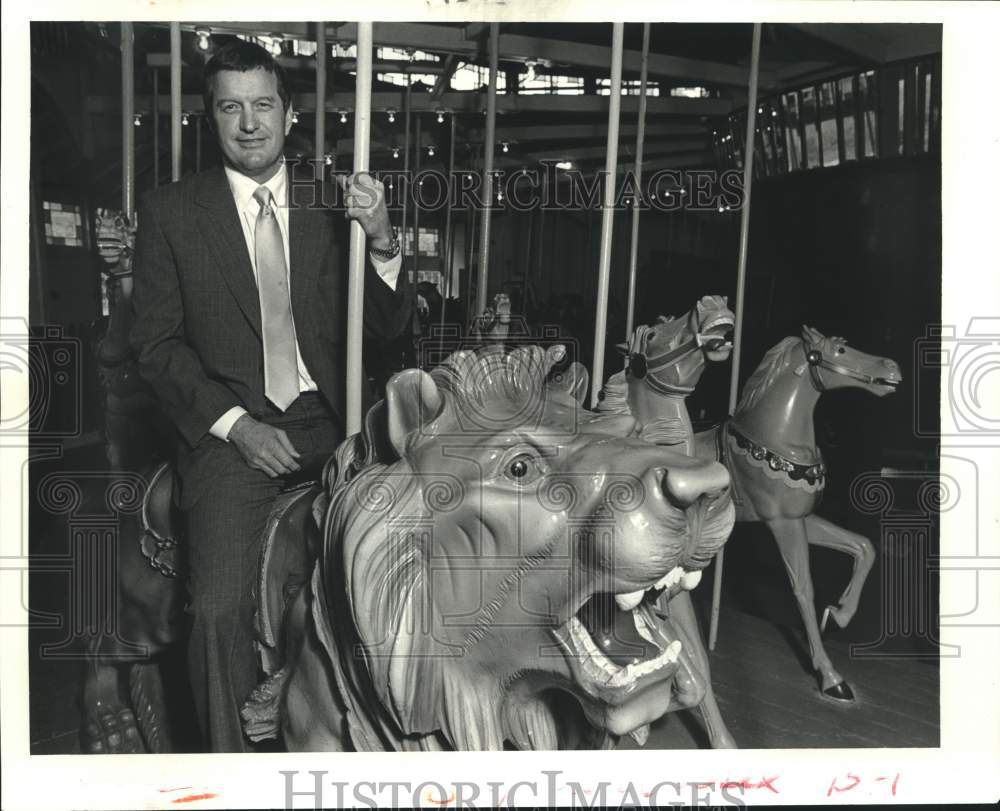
left=130, top=165, right=411, bottom=454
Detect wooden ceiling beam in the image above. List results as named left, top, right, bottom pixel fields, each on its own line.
left=86, top=91, right=732, bottom=117
left=466, top=121, right=707, bottom=143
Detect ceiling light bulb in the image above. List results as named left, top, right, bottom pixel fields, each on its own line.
left=340, top=111, right=348, bottom=123
left=271, top=38, right=283, bottom=57
left=195, top=28, right=211, bottom=51
left=324, top=153, right=333, bottom=166
left=387, top=110, right=396, bottom=123
left=133, top=114, right=142, bottom=127
left=181, top=113, right=189, bottom=126
left=291, top=111, right=299, bottom=124
left=427, top=145, right=435, bottom=157
left=437, top=111, right=445, bottom=124
left=501, top=141, right=509, bottom=153
left=392, top=147, right=400, bottom=159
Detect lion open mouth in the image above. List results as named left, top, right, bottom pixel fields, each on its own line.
left=554, top=565, right=704, bottom=705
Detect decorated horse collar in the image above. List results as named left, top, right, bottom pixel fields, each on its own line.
left=727, top=422, right=826, bottom=486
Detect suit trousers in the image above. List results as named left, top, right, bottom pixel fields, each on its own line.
left=180, top=392, right=341, bottom=752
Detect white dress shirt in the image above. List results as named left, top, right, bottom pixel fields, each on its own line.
left=210, top=162, right=402, bottom=440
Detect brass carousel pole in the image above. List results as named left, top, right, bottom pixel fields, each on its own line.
left=169, top=22, right=182, bottom=181
left=121, top=22, right=135, bottom=219
left=709, top=22, right=762, bottom=651
left=345, top=23, right=373, bottom=436
left=475, top=23, right=499, bottom=316
left=589, top=23, right=624, bottom=409
left=624, top=23, right=650, bottom=339
left=315, top=23, right=327, bottom=180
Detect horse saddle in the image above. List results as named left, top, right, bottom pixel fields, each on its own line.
left=137, top=460, right=323, bottom=674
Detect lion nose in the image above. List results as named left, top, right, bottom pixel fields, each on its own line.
left=660, top=461, right=730, bottom=508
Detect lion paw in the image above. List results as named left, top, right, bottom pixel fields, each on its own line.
left=83, top=703, right=145, bottom=754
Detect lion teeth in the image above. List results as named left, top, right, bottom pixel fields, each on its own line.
left=654, top=566, right=685, bottom=591
left=615, top=590, right=645, bottom=611
left=681, top=570, right=703, bottom=590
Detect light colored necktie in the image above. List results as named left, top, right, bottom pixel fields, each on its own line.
left=253, top=186, right=298, bottom=411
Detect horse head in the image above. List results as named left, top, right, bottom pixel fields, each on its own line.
left=622, top=295, right=734, bottom=397
left=795, top=325, right=902, bottom=397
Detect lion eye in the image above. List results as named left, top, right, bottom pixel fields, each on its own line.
left=505, top=452, right=542, bottom=485
left=836, top=346, right=846, bottom=355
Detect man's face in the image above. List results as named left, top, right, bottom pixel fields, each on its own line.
left=209, top=68, right=293, bottom=181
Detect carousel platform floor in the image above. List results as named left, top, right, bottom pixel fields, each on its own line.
left=29, top=596, right=938, bottom=754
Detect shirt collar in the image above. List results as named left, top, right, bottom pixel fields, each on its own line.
left=224, top=161, right=288, bottom=214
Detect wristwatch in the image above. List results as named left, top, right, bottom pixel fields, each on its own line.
left=369, top=227, right=401, bottom=261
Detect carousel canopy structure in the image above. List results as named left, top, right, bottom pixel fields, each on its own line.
left=72, top=21, right=940, bottom=179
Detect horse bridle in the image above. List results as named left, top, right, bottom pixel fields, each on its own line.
left=627, top=327, right=710, bottom=396
left=802, top=339, right=886, bottom=391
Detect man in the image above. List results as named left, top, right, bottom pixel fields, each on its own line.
left=130, top=39, right=410, bottom=752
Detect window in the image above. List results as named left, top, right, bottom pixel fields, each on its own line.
left=801, top=87, right=819, bottom=168
left=378, top=47, right=439, bottom=62
left=42, top=201, right=83, bottom=247
left=596, top=78, right=659, bottom=96
left=519, top=73, right=585, bottom=95
left=839, top=77, right=857, bottom=161
left=858, top=71, right=878, bottom=157
left=376, top=72, right=440, bottom=87
left=671, top=86, right=710, bottom=98
left=782, top=92, right=803, bottom=171
left=451, top=63, right=507, bottom=92
left=819, top=82, right=839, bottom=167
left=897, top=75, right=906, bottom=155
left=404, top=227, right=439, bottom=256
left=923, top=68, right=932, bottom=151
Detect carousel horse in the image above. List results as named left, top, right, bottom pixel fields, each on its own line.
left=84, top=345, right=736, bottom=752
left=600, top=295, right=735, bottom=452
left=598, top=295, right=737, bottom=748
left=691, top=326, right=901, bottom=701
left=82, top=209, right=183, bottom=753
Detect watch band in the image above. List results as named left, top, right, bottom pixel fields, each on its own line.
left=369, top=227, right=400, bottom=261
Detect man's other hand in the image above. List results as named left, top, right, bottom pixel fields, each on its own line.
left=339, top=172, right=393, bottom=247
left=228, top=414, right=301, bottom=477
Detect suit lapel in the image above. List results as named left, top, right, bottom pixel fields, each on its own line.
left=194, top=167, right=262, bottom=338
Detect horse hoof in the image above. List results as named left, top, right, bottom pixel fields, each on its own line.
left=822, top=681, right=855, bottom=702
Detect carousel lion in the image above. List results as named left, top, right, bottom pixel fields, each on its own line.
left=242, top=345, right=735, bottom=750
left=84, top=345, right=734, bottom=752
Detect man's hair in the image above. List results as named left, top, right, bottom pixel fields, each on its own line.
left=202, top=38, right=292, bottom=119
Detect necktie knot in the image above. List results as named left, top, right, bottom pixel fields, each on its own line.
left=254, top=186, right=274, bottom=216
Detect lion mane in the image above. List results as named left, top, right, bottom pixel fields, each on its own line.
left=310, top=346, right=585, bottom=751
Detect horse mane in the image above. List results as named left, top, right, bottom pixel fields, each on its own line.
left=734, top=337, right=802, bottom=418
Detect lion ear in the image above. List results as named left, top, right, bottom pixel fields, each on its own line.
left=385, top=369, right=443, bottom=457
